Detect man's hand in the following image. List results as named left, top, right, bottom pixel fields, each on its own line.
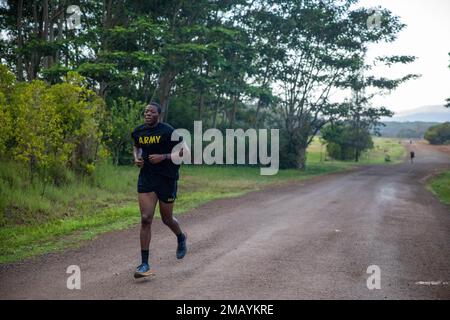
left=134, top=158, right=144, bottom=168
left=148, top=154, right=165, bottom=164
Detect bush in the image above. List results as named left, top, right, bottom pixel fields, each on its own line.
left=103, top=97, right=144, bottom=165
left=424, top=122, right=450, bottom=145
left=0, top=65, right=106, bottom=185
left=321, top=122, right=374, bottom=161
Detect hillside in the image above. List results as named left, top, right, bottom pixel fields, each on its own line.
left=382, top=105, right=450, bottom=123
left=379, top=121, right=439, bottom=138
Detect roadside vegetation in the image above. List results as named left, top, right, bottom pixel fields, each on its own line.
left=427, top=171, right=450, bottom=205
left=424, top=122, right=450, bottom=145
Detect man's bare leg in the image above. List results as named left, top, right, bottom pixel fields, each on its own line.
left=159, top=200, right=187, bottom=259
left=159, top=201, right=182, bottom=235
left=134, top=192, right=158, bottom=278
left=139, top=192, right=158, bottom=250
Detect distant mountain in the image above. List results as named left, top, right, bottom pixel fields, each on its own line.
left=378, top=121, right=439, bottom=138
left=381, top=105, right=450, bottom=123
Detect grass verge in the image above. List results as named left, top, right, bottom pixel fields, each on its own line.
left=427, top=170, right=450, bottom=205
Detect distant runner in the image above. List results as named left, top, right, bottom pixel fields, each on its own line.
left=131, top=102, right=189, bottom=279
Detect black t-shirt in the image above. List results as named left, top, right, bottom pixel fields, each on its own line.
left=131, top=122, right=183, bottom=180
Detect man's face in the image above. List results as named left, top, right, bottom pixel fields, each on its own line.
left=144, top=105, right=159, bottom=126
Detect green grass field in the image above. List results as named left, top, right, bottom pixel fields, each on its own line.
left=359, top=137, right=406, bottom=164
left=0, top=137, right=405, bottom=264
left=427, top=171, right=450, bottom=205
left=307, top=136, right=406, bottom=164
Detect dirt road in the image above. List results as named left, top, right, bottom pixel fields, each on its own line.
left=1, top=141, right=449, bottom=299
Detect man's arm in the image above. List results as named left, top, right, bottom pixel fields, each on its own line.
left=133, top=145, right=144, bottom=168
left=148, top=141, right=190, bottom=164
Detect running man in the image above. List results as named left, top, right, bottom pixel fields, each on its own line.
left=410, top=150, right=415, bottom=163
left=131, top=102, right=189, bottom=278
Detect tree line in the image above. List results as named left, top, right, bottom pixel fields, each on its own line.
left=425, top=122, right=450, bottom=145
left=0, top=0, right=418, bottom=176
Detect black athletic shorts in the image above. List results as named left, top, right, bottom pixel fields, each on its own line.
left=137, top=172, right=178, bottom=203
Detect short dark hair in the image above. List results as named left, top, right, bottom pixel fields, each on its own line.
left=146, top=102, right=161, bottom=114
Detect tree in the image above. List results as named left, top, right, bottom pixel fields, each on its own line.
left=321, top=122, right=373, bottom=161
left=0, top=65, right=105, bottom=184
left=0, top=0, right=96, bottom=82
left=0, top=64, right=15, bottom=156
left=105, top=97, right=144, bottom=165
left=342, top=68, right=394, bottom=161
left=262, top=0, right=417, bottom=169
left=424, top=122, right=450, bottom=145
left=0, top=0, right=419, bottom=170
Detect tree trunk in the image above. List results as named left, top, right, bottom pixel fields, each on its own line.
left=197, top=63, right=208, bottom=120
left=229, top=95, right=239, bottom=127
left=212, top=95, right=222, bottom=128
left=56, top=15, right=63, bottom=65
left=158, top=69, right=177, bottom=121
left=29, top=2, right=40, bottom=80
left=254, top=98, right=263, bottom=128
left=42, top=0, right=49, bottom=69
left=104, top=0, right=113, bottom=30
left=16, top=0, right=24, bottom=81
left=296, top=147, right=307, bottom=170
left=254, top=64, right=270, bottom=128
left=198, top=92, right=204, bottom=120
left=143, top=72, right=150, bottom=102
left=48, top=8, right=55, bottom=69
left=354, top=148, right=360, bottom=162
left=212, top=100, right=219, bottom=128
left=285, top=125, right=309, bottom=170
left=99, top=81, right=108, bottom=98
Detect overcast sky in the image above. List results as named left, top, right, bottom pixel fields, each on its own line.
left=356, top=0, right=450, bottom=113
